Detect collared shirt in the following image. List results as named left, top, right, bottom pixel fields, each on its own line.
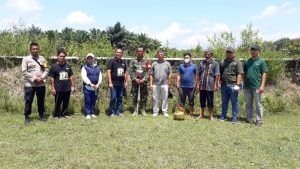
left=151, top=60, right=172, bottom=85
left=198, top=59, right=220, bottom=91
left=128, top=58, right=149, bottom=82
left=107, top=57, right=127, bottom=86
left=220, top=58, right=243, bottom=85
left=177, top=63, right=198, bottom=88
left=21, top=55, right=47, bottom=87
left=244, top=56, right=268, bottom=89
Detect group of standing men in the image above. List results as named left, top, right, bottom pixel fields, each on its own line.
left=22, top=43, right=267, bottom=127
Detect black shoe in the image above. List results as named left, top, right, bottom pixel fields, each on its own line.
left=245, top=119, right=252, bottom=123
left=39, top=115, right=47, bottom=122
left=256, top=121, right=263, bottom=127
left=25, top=116, right=30, bottom=125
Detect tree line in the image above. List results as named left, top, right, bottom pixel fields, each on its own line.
left=0, top=22, right=300, bottom=59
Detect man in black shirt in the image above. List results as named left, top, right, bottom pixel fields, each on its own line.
left=107, top=48, right=128, bottom=117
left=49, top=48, right=75, bottom=119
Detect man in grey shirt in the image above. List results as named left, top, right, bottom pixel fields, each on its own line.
left=149, top=50, right=172, bottom=117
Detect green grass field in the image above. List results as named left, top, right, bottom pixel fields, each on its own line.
left=0, top=112, right=299, bottom=169
left=0, top=67, right=299, bottom=168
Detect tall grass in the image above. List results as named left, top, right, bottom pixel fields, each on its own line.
left=0, top=65, right=299, bottom=117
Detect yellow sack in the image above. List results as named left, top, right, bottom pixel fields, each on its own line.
left=173, top=107, right=185, bottom=120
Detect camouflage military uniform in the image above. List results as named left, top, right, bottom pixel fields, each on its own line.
left=129, top=58, right=149, bottom=112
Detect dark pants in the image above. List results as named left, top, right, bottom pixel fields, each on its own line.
left=54, top=91, right=71, bottom=117
left=200, top=90, right=214, bottom=109
left=24, top=86, right=45, bottom=117
left=109, top=85, right=124, bottom=115
left=178, top=87, right=195, bottom=107
left=131, top=81, right=148, bottom=111
left=83, top=87, right=98, bottom=116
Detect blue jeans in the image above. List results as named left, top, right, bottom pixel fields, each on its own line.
left=83, top=87, right=98, bottom=116
left=109, top=85, right=124, bottom=115
left=221, top=85, right=239, bottom=121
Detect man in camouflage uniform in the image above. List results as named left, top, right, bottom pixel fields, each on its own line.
left=129, top=47, right=149, bottom=116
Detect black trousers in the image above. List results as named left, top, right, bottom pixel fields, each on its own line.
left=24, top=86, right=45, bottom=117
left=178, top=87, right=195, bottom=107
left=200, top=90, right=214, bottom=109
left=54, top=91, right=71, bottom=117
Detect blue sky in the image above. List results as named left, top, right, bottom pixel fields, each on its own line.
left=0, top=0, right=299, bottom=49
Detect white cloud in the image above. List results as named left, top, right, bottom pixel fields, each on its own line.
left=260, top=31, right=300, bottom=41
left=181, top=34, right=206, bottom=47
left=130, top=25, right=155, bottom=38
left=66, top=11, right=95, bottom=25
left=0, top=18, right=18, bottom=30
left=156, top=22, right=191, bottom=43
left=280, top=2, right=290, bottom=9
left=200, top=23, right=230, bottom=33
left=211, top=23, right=230, bottom=32
left=0, top=18, right=16, bottom=25
left=5, top=0, right=42, bottom=13
left=252, top=2, right=296, bottom=19
left=154, top=22, right=231, bottom=48
left=261, top=5, right=279, bottom=17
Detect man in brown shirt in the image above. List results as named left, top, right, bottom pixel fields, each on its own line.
left=21, top=42, right=48, bottom=124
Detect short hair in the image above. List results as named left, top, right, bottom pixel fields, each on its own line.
left=115, top=48, right=123, bottom=52
left=57, top=47, right=67, bottom=56
left=137, top=46, right=144, bottom=51
left=157, top=49, right=164, bottom=55
left=183, top=52, right=192, bottom=58
left=30, top=42, right=39, bottom=49
left=204, top=48, right=213, bottom=56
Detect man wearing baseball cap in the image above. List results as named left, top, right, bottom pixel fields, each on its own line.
left=243, top=45, right=268, bottom=127
left=219, top=47, right=243, bottom=124
left=81, top=53, right=102, bottom=119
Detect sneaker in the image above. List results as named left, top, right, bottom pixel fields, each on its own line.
left=163, top=113, right=169, bottom=118
left=153, top=112, right=159, bottom=117
left=25, top=116, right=30, bottom=125
left=232, top=117, right=238, bottom=124
left=219, top=116, right=226, bottom=122
left=53, top=116, right=59, bottom=120
left=64, top=115, right=72, bottom=119
left=110, top=114, right=115, bottom=117
left=245, top=119, right=252, bottom=123
left=141, top=110, right=147, bottom=116
left=232, top=120, right=238, bottom=124
left=86, top=115, right=91, bottom=119
left=256, top=121, right=263, bottom=127
left=117, top=113, right=124, bottom=117
left=39, top=116, right=47, bottom=122
left=91, top=114, right=97, bottom=118
left=132, top=111, right=138, bottom=116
